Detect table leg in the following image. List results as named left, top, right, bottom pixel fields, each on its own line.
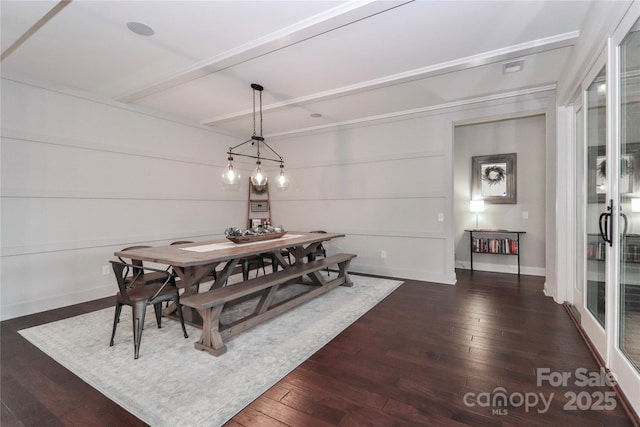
left=338, top=259, right=354, bottom=287
left=193, top=305, right=227, bottom=356
left=288, top=242, right=324, bottom=265
left=166, top=263, right=217, bottom=323
left=207, top=258, right=241, bottom=291
left=517, top=234, right=521, bottom=276
left=469, top=231, right=474, bottom=273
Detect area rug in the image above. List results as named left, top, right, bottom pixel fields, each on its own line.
left=18, top=275, right=403, bottom=427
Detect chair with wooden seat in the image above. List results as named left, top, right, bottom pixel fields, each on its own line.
left=109, top=260, right=188, bottom=359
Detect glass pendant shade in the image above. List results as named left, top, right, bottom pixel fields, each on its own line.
left=222, top=162, right=240, bottom=186
left=276, top=166, right=289, bottom=190
left=223, top=84, right=290, bottom=189
left=250, top=162, right=267, bottom=186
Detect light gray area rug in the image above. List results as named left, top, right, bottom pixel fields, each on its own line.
left=19, top=275, right=403, bottom=427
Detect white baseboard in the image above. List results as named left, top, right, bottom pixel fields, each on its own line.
left=455, top=260, right=546, bottom=277
left=1, top=284, right=113, bottom=321
left=350, top=264, right=457, bottom=285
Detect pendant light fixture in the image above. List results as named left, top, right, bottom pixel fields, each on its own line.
left=222, top=83, right=289, bottom=190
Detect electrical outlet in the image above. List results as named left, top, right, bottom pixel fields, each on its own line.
left=438, top=213, right=445, bottom=222
left=102, top=265, right=110, bottom=275
left=522, top=211, right=529, bottom=220
left=381, top=250, right=387, bottom=259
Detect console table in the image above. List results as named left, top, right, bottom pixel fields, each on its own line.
left=465, top=229, right=526, bottom=276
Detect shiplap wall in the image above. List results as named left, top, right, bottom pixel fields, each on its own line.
left=269, top=117, right=452, bottom=283
left=0, top=74, right=557, bottom=320
left=0, top=76, right=246, bottom=320
left=267, top=90, right=557, bottom=287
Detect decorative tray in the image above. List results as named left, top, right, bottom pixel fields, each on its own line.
left=226, top=231, right=287, bottom=244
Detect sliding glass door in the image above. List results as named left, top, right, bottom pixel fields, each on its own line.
left=613, top=14, right=640, bottom=410
left=579, top=58, right=608, bottom=357
left=577, top=8, right=640, bottom=416
left=585, top=65, right=607, bottom=332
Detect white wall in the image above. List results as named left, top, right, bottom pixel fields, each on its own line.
left=453, top=115, right=547, bottom=276
left=0, top=76, right=246, bottom=320
left=1, top=75, right=558, bottom=320
left=270, top=115, right=455, bottom=284
left=268, top=89, right=558, bottom=286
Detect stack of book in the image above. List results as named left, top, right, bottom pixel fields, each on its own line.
left=472, top=237, right=518, bottom=254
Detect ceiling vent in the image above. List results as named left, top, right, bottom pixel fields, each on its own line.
left=503, top=60, right=524, bottom=74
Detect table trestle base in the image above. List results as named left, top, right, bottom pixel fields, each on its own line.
left=182, top=253, right=356, bottom=357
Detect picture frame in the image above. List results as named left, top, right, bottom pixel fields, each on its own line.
left=588, top=142, right=640, bottom=203
left=471, top=153, right=517, bottom=204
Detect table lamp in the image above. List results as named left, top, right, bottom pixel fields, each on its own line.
left=470, top=200, right=485, bottom=229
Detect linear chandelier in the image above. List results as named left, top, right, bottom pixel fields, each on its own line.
left=222, top=83, right=289, bottom=190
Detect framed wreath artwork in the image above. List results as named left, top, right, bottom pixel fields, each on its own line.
left=588, top=143, right=640, bottom=203
left=471, top=153, right=517, bottom=204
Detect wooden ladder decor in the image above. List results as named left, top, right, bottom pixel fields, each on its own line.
left=247, top=178, right=271, bottom=228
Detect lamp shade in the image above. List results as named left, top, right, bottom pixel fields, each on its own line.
left=222, top=162, right=240, bottom=186
left=250, top=162, right=267, bottom=186
left=275, top=163, right=289, bottom=190
left=470, top=200, right=485, bottom=213
left=276, top=170, right=289, bottom=190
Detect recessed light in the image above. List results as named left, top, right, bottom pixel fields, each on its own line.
left=503, top=60, right=524, bottom=74
left=310, top=113, right=322, bottom=118
left=127, top=21, right=154, bottom=36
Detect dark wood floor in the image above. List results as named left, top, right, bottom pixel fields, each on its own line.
left=2, top=270, right=637, bottom=426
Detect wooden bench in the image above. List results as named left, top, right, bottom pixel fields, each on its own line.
left=181, top=253, right=357, bottom=356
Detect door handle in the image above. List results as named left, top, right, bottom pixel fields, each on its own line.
left=599, top=199, right=614, bottom=247
left=599, top=211, right=611, bottom=245
left=620, top=212, right=628, bottom=237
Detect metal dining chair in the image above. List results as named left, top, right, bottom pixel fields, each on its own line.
left=117, top=245, right=170, bottom=287
left=109, top=260, right=188, bottom=359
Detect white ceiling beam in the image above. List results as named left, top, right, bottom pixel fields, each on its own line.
left=201, top=30, right=580, bottom=126
left=116, top=0, right=412, bottom=103
left=0, top=0, right=71, bottom=61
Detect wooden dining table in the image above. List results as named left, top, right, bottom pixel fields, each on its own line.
left=114, top=232, right=345, bottom=324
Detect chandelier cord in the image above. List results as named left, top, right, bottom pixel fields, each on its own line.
left=252, top=89, right=257, bottom=137
left=252, top=86, right=262, bottom=160
left=225, top=84, right=285, bottom=171
left=259, top=88, right=263, bottom=137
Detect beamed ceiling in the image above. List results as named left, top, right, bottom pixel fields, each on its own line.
left=1, top=1, right=594, bottom=138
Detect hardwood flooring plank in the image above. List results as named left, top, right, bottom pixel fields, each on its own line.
left=2, top=271, right=636, bottom=427
left=383, top=397, right=496, bottom=427
left=0, top=402, right=22, bottom=427
left=246, top=396, right=336, bottom=427
left=277, top=388, right=347, bottom=425
left=230, top=406, right=288, bottom=427
left=284, top=366, right=389, bottom=410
